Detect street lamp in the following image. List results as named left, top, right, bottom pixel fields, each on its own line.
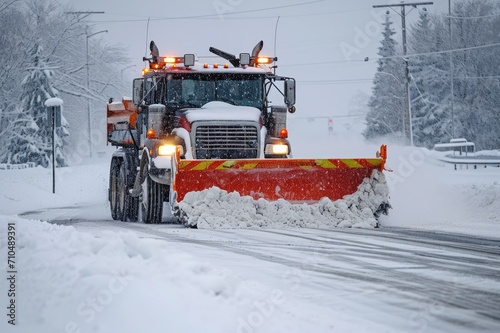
left=86, top=29, right=108, bottom=159
left=120, top=64, right=137, bottom=81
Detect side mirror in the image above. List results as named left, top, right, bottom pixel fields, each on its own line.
left=132, top=78, right=143, bottom=105
left=284, top=78, right=296, bottom=107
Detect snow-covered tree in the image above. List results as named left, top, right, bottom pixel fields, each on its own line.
left=408, top=10, right=452, bottom=148
left=7, top=41, right=68, bottom=167
left=364, top=13, right=405, bottom=142
left=450, top=0, right=500, bottom=150
left=0, top=1, right=25, bottom=161
left=0, top=0, right=131, bottom=166
left=367, top=0, right=500, bottom=150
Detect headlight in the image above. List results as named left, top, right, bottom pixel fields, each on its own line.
left=158, top=144, right=182, bottom=156
left=265, top=144, right=289, bottom=155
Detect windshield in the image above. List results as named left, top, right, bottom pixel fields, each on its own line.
left=165, top=73, right=264, bottom=109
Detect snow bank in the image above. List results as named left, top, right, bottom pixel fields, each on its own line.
left=0, top=161, right=109, bottom=219
left=178, top=170, right=389, bottom=229
left=0, top=216, right=288, bottom=333
left=380, top=145, right=500, bottom=237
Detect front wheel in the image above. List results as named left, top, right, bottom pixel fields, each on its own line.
left=140, top=167, right=164, bottom=224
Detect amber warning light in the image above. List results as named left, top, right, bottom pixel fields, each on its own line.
left=163, top=56, right=183, bottom=64
left=146, top=129, right=157, bottom=139
left=256, top=57, right=275, bottom=64
left=146, top=54, right=196, bottom=72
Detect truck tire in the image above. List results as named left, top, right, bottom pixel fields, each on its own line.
left=140, top=167, right=164, bottom=224
left=116, top=162, right=140, bottom=222
left=116, top=162, right=128, bottom=221
left=109, top=159, right=120, bottom=220
left=128, top=196, right=139, bottom=222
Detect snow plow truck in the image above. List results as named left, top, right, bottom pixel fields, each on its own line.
left=107, top=41, right=389, bottom=225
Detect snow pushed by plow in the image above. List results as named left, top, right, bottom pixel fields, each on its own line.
left=178, top=170, right=390, bottom=229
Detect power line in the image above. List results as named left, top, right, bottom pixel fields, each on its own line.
left=85, top=0, right=325, bottom=23
left=280, top=59, right=365, bottom=67
left=294, top=73, right=500, bottom=87
left=290, top=114, right=365, bottom=120
left=421, top=7, right=500, bottom=20
left=65, top=11, right=105, bottom=14
left=87, top=7, right=368, bottom=23
left=64, top=11, right=106, bottom=159
left=300, top=78, right=373, bottom=85
left=367, top=42, right=500, bottom=62
left=460, top=75, right=500, bottom=80
left=373, top=1, right=433, bottom=147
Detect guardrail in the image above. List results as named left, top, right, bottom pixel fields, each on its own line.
left=432, top=139, right=500, bottom=170
left=0, top=162, right=37, bottom=170
left=433, top=155, right=500, bottom=170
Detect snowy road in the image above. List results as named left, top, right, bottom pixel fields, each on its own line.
left=3, top=152, right=499, bottom=332
left=26, top=208, right=500, bottom=333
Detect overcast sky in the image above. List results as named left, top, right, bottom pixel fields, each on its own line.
left=61, top=0, right=450, bottom=118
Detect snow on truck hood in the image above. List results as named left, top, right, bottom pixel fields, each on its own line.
left=184, top=101, right=261, bottom=123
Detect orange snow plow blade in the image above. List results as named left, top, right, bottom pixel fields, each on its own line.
left=172, top=145, right=387, bottom=203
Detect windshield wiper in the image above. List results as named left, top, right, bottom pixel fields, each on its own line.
left=167, top=100, right=199, bottom=108
left=180, top=100, right=199, bottom=108
left=217, top=98, right=235, bottom=105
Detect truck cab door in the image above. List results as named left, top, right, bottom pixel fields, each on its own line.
left=133, top=78, right=143, bottom=105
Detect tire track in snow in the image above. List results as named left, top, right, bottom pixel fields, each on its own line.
left=93, top=220, right=500, bottom=324
left=46, top=218, right=500, bottom=327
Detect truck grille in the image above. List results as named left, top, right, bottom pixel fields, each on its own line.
left=193, top=123, right=259, bottom=159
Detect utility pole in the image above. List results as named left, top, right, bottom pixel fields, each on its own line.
left=449, top=0, right=455, bottom=139
left=65, top=11, right=106, bottom=159
left=85, top=29, right=108, bottom=159
left=373, top=1, right=433, bottom=146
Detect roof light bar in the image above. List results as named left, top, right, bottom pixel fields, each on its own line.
left=238, top=53, right=277, bottom=67
left=146, top=54, right=196, bottom=71
left=256, top=57, right=273, bottom=64
left=163, top=56, right=183, bottom=64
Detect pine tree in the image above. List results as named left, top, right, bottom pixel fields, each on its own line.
left=0, top=3, right=25, bottom=162
left=6, top=42, right=68, bottom=167
left=5, top=105, right=41, bottom=165
left=408, top=10, right=452, bottom=148
left=364, top=13, right=405, bottom=142
left=451, top=0, right=500, bottom=150
left=0, top=2, right=128, bottom=165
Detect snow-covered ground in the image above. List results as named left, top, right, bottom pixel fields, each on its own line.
left=288, top=119, right=500, bottom=238
left=1, top=127, right=499, bottom=332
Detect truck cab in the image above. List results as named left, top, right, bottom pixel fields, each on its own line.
left=108, top=41, right=296, bottom=223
